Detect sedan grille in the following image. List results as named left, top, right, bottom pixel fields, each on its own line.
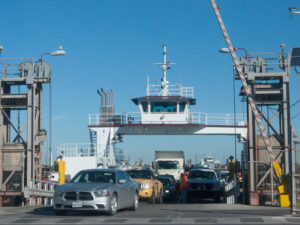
left=79, top=192, right=94, bottom=200
left=65, top=192, right=77, bottom=200
left=64, top=192, right=94, bottom=201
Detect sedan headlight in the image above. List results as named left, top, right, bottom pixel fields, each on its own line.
left=142, top=182, right=152, bottom=189
left=54, top=191, right=64, bottom=197
left=94, top=190, right=110, bottom=197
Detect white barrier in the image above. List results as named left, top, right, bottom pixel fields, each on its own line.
left=225, top=179, right=240, bottom=204
left=24, top=180, right=55, bottom=206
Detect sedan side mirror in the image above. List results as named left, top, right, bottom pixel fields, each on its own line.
left=119, top=179, right=127, bottom=184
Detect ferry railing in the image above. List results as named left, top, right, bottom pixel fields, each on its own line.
left=57, top=143, right=96, bottom=157
left=189, top=112, right=246, bottom=126
left=89, top=114, right=123, bottom=126
left=124, top=112, right=142, bottom=124
left=147, top=84, right=194, bottom=98
left=89, top=113, right=246, bottom=126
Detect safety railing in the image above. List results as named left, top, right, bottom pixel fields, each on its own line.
left=24, top=180, right=55, bottom=206
left=0, top=58, right=35, bottom=78
left=234, top=52, right=289, bottom=75
left=89, top=112, right=247, bottom=126
left=225, top=179, right=240, bottom=204
left=57, top=143, right=96, bottom=157
left=89, top=114, right=123, bottom=126
left=189, top=112, right=246, bottom=126
left=147, top=84, right=194, bottom=98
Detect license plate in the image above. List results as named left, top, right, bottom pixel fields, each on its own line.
left=72, top=202, right=82, bottom=208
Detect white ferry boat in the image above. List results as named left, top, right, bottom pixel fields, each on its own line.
left=57, top=45, right=246, bottom=179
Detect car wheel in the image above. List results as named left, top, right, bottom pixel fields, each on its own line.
left=130, top=192, right=138, bottom=211
left=54, top=209, right=66, bottom=216
left=148, top=189, right=156, bottom=204
left=108, top=194, right=118, bottom=215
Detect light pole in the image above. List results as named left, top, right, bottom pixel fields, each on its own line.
left=39, top=46, right=66, bottom=171
left=219, top=47, right=248, bottom=181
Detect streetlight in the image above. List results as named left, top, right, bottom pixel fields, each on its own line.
left=219, top=47, right=248, bottom=58
left=0, top=46, right=3, bottom=54
left=289, top=7, right=300, bottom=14
left=39, top=46, right=66, bottom=171
left=219, top=47, right=249, bottom=182
left=40, top=45, right=66, bottom=61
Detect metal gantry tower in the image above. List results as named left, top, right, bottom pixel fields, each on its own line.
left=240, top=51, right=291, bottom=206
left=0, top=58, right=50, bottom=206
left=211, top=0, right=292, bottom=207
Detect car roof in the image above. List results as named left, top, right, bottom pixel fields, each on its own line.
left=190, top=168, right=215, bottom=172
left=219, top=170, right=229, bottom=174
left=126, top=168, right=152, bottom=171
left=79, top=168, right=123, bottom=173
left=157, top=174, right=175, bottom=178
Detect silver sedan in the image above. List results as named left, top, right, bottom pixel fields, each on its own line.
left=53, top=169, right=139, bottom=215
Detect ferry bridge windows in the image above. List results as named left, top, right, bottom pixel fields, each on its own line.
left=139, top=101, right=188, bottom=113
left=141, top=102, right=148, bottom=112
left=151, top=102, right=177, bottom=113
left=179, top=102, right=186, bottom=112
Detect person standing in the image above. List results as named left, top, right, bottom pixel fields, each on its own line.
left=178, top=172, right=189, bottom=203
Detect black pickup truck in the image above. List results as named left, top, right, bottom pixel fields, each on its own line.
left=187, top=168, right=222, bottom=203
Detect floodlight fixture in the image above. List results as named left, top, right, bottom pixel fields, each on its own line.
left=219, top=47, right=248, bottom=57
left=40, top=45, right=66, bottom=61
left=289, top=7, right=300, bottom=14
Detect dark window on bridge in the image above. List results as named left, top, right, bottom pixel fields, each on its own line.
left=179, top=102, right=186, bottom=112
left=151, top=102, right=176, bottom=113
left=141, top=102, right=148, bottom=112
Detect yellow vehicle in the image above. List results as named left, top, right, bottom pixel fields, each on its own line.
left=127, top=168, right=163, bottom=204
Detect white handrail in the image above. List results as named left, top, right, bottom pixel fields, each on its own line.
left=57, top=143, right=96, bottom=157
left=88, top=112, right=246, bottom=126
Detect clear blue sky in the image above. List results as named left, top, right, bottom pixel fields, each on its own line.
left=1, top=0, right=300, bottom=165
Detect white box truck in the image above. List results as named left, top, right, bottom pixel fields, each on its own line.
left=154, top=151, right=185, bottom=181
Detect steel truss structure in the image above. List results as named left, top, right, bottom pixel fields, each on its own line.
left=238, top=52, right=291, bottom=206
left=0, top=58, right=49, bottom=206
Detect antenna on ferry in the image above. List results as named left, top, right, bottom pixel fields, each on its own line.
left=153, top=45, right=175, bottom=96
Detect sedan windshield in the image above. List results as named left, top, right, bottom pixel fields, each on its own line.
left=189, top=171, right=216, bottom=180
left=127, top=170, right=151, bottom=179
left=71, top=171, right=116, bottom=183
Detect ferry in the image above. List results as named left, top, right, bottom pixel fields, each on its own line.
left=57, top=45, right=246, bottom=179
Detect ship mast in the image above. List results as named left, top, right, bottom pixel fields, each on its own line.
left=154, top=45, right=175, bottom=96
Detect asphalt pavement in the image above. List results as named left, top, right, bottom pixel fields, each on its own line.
left=0, top=202, right=298, bottom=225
